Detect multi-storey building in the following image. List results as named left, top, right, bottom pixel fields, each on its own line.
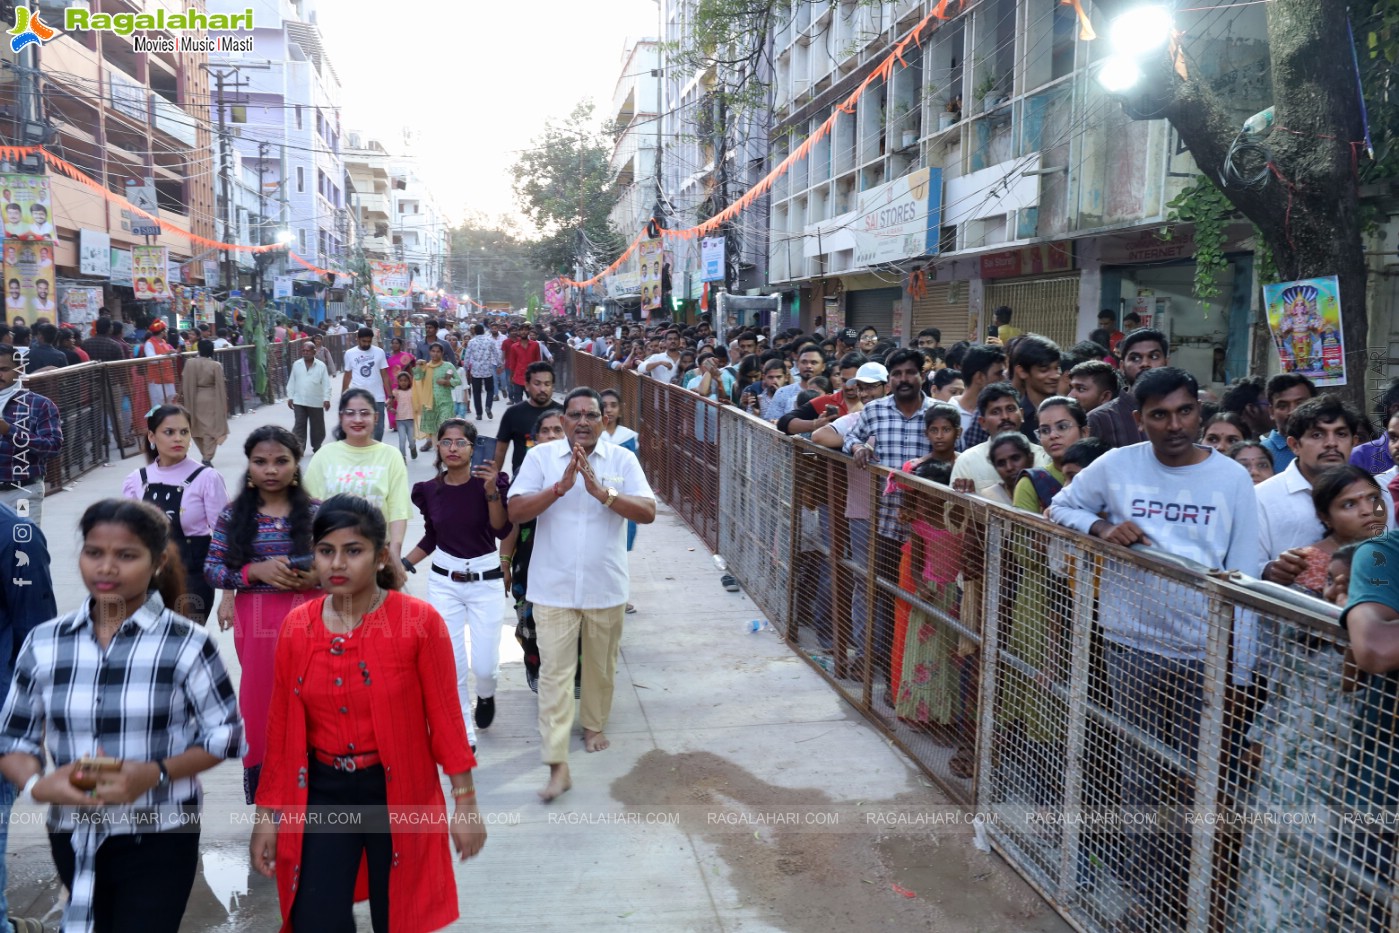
left=390, top=134, right=450, bottom=304
left=343, top=133, right=392, bottom=261
left=10, top=0, right=218, bottom=318
left=604, top=39, right=659, bottom=311
left=660, top=0, right=774, bottom=319
left=208, top=0, right=346, bottom=284
left=766, top=0, right=1271, bottom=389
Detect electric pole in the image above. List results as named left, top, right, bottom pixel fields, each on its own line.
left=201, top=62, right=269, bottom=292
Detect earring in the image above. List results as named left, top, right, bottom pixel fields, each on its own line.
left=247, top=477, right=254, bottom=488
left=292, top=476, right=299, bottom=487
left=377, top=564, right=385, bottom=571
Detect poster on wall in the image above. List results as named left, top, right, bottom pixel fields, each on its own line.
left=3, top=239, right=55, bottom=318
left=79, top=229, right=111, bottom=277
left=639, top=238, right=663, bottom=316
left=1263, top=275, right=1346, bottom=387
left=110, top=248, right=133, bottom=287
left=0, top=174, right=52, bottom=241
left=62, top=286, right=102, bottom=325
left=701, top=236, right=725, bottom=283
left=273, top=276, right=293, bottom=300
left=371, top=261, right=411, bottom=310
left=132, top=245, right=171, bottom=300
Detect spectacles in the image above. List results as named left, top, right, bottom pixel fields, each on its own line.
left=1037, top=421, right=1078, bottom=437
left=438, top=438, right=474, bottom=449
left=343, top=410, right=374, bottom=419
left=563, top=411, right=603, bottom=423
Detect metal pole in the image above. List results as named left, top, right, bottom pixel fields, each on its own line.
left=215, top=70, right=233, bottom=292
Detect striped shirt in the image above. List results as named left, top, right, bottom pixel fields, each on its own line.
left=0, top=592, right=244, bottom=932
left=841, top=395, right=934, bottom=538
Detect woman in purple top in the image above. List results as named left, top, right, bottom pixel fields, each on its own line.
left=404, top=418, right=512, bottom=748
left=204, top=426, right=320, bottom=803
left=121, top=404, right=228, bottom=624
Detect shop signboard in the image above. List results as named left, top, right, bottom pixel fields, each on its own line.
left=1263, top=275, right=1346, bottom=387
left=853, top=167, right=942, bottom=266
left=274, top=276, right=293, bottom=300
left=979, top=241, right=1074, bottom=280
left=79, top=229, right=111, bottom=276
left=0, top=174, right=53, bottom=241
left=3, top=239, right=55, bottom=318
left=132, top=245, right=170, bottom=299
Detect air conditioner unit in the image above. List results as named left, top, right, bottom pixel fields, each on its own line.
left=229, top=127, right=243, bottom=138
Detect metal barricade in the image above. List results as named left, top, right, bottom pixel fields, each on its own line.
left=555, top=347, right=1391, bottom=933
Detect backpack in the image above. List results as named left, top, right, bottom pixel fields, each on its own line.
left=1019, top=467, right=1062, bottom=512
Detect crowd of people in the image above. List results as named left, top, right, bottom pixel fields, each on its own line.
left=3, top=298, right=1399, bottom=930
left=563, top=308, right=1399, bottom=930
left=0, top=306, right=651, bottom=932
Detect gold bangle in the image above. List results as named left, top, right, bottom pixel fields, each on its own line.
left=451, top=787, right=477, bottom=799
left=499, top=554, right=513, bottom=562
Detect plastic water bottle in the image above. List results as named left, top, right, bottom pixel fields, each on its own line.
left=808, top=653, right=832, bottom=672
left=746, top=619, right=767, bottom=633
left=1242, top=106, right=1274, bottom=136
left=713, top=554, right=728, bottom=573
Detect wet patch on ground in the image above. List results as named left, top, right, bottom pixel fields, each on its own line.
left=612, top=749, right=1072, bottom=931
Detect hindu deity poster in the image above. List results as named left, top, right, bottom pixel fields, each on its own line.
left=1263, top=276, right=1345, bottom=387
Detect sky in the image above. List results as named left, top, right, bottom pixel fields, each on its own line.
left=314, top=0, right=661, bottom=230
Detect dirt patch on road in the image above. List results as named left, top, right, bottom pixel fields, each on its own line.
left=612, top=749, right=1071, bottom=932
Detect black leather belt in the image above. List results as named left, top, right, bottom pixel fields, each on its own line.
left=432, top=563, right=504, bottom=583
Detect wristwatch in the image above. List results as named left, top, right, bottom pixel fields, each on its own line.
left=604, top=487, right=619, bottom=509
left=155, top=759, right=170, bottom=790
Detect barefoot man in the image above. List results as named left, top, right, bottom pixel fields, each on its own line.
left=508, top=387, right=656, bottom=801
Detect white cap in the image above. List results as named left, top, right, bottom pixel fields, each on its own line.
left=853, top=362, right=889, bottom=384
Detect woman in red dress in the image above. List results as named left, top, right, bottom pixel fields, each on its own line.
left=249, top=494, right=486, bottom=932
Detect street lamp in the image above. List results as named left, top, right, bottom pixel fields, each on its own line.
left=1095, top=4, right=1176, bottom=119
left=275, top=229, right=294, bottom=246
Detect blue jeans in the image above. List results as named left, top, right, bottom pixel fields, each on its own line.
left=373, top=401, right=386, bottom=442
left=0, top=777, right=14, bottom=926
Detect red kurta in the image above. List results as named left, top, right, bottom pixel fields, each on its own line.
left=257, top=591, right=477, bottom=933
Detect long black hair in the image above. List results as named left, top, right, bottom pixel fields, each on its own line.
left=333, top=388, right=378, bottom=441
left=313, top=494, right=399, bottom=591
left=223, top=426, right=314, bottom=570
left=80, top=498, right=187, bottom=616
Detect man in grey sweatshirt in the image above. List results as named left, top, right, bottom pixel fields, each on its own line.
left=1048, top=366, right=1260, bottom=930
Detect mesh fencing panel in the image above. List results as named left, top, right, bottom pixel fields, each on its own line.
left=557, top=350, right=1399, bottom=932
left=25, top=362, right=108, bottom=491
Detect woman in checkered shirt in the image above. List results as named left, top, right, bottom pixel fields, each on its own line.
left=0, top=498, right=244, bottom=933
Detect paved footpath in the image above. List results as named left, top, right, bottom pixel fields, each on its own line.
left=5, top=400, right=1071, bottom=932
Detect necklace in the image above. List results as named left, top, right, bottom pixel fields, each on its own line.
left=324, top=588, right=385, bottom=655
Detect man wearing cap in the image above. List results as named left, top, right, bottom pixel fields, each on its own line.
left=835, top=328, right=860, bottom=358
left=777, top=353, right=872, bottom=436
left=139, top=318, right=179, bottom=405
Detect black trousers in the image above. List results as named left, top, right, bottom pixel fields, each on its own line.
left=49, top=826, right=201, bottom=933
left=292, top=403, right=327, bottom=454
left=470, top=376, right=493, bottom=418
left=290, top=760, right=392, bottom=933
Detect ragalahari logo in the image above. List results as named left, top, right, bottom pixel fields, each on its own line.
left=9, top=7, right=57, bottom=52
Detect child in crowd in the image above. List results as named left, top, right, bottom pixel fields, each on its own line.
left=393, top=369, right=418, bottom=461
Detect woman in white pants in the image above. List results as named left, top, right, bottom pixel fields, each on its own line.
left=404, top=418, right=511, bottom=748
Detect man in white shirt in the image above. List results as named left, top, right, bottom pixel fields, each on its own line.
left=508, top=387, right=657, bottom=802
left=325, top=320, right=347, bottom=336
left=341, top=326, right=391, bottom=441
left=641, top=328, right=682, bottom=383
left=951, top=383, right=1051, bottom=493
left=286, top=339, right=333, bottom=454
left=1259, top=394, right=1362, bottom=584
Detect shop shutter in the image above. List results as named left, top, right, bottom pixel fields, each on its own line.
left=982, top=275, right=1080, bottom=348
left=844, top=287, right=902, bottom=336
left=910, top=282, right=972, bottom=345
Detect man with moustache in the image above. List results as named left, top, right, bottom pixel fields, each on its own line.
left=1088, top=328, right=1171, bottom=449
left=508, top=387, right=657, bottom=802
left=949, top=382, right=1053, bottom=494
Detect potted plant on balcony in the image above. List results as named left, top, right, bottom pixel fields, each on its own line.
left=897, top=99, right=919, bottom=149
left=974, top=70, right=1003, bottom=113
left=940, top=95, right=961, bottom=131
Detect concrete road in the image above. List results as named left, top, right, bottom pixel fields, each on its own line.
left=5, top=400, right=1070, bottom=932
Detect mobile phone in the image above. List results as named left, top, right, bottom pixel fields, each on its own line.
left=471, top=437, right=496, bottom=471
left=287, top=554, right=314, bottom=572
left=824, top=405, right=839, bottom=418
left=70, top=756, right=122, bottom=791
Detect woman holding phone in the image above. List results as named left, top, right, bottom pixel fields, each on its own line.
left=0, top=499, right=243, bottom=933
left=404, top=419, right=511, bottom=743
left=205, top=426, right=320, bottom=803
